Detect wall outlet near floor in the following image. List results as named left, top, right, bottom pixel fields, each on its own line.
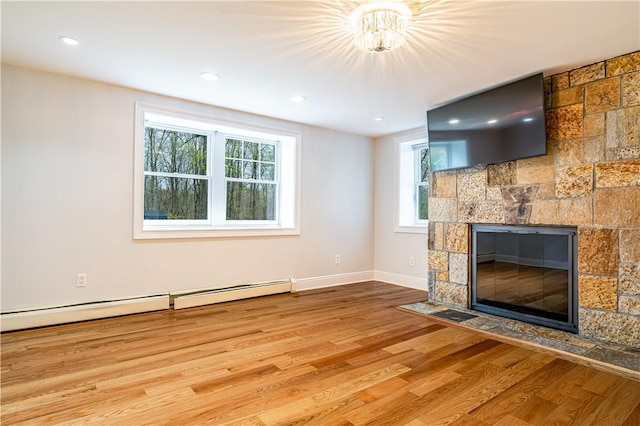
left=409, top=256, right=415, bottom=266
left=77, top=273, right=87, bottom=287
left=335, top=255, right=341, bottom=265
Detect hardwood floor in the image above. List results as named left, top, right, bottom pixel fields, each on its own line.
left=2, top=282, right=639, bottom=425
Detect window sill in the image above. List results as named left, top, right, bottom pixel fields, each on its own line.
left=134, top=226, right=300, bottom=240
left=394, top=224, right=428, bottom=234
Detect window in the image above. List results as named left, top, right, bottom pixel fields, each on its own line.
left=395, top=132, right=428, bottom=233
left=134, top=103, right=300, bottom=239
left=415, top=144, right=429, bottom=221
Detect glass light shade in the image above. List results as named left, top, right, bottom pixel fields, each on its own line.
left=351, top=2, right=411, bottom=52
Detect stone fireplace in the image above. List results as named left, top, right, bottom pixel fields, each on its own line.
left=427, top=51, right=640, bottom=347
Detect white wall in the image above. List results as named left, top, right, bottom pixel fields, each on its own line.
left=373, top=130, right=428, bottom=290
left=1, top=65, right=375, bottom=310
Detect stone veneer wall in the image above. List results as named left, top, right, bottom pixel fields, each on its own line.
left=427, top=51, right=640, bottom=347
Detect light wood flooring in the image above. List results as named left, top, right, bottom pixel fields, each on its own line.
left=2, top=282, right=639, bottom=425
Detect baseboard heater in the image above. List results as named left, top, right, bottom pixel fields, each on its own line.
left=1, top=294, right=170, bottom=332
left=171, top=279, right=293, bottom=310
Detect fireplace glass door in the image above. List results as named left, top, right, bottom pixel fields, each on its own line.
left=471, top=225, right=577, bottom=333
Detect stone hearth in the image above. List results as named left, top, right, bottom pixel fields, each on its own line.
left=427, top=51, right=640, bottom=347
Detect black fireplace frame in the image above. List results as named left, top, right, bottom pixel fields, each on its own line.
left=471, top=224, right=578, bottom=333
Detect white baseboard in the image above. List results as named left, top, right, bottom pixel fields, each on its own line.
left=293, top=271, right=374, bottom=292
left=1, top=294, right=170, bottom=332
left=373, top=271, right=427, bottom=291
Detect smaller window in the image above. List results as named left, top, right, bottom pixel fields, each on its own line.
left=395, top=132, right=429, bottom=233
left=415, top=144, right=429, bottom=222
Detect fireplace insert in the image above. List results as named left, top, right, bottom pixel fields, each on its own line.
left=471, top=224, right=578, bottom=333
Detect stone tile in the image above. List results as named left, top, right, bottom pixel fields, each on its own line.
left=399, top=302, right=446, bottom=316
left=578, top=309, right=640, bottom=347
left=570, top=62, right=605, bottom=86
left=444, top=223, right=469, bottom=254
left=606, top=51, right=640, bottom=76
left=449, top=253, right=468, bottom=285
left=516, top=153, right=554, bottom=184
left=584, top=113, right=605, bottom=137
left=530, top=198, right=593, bottom=226
left=502, top=186, right=538, bottom=224
left=595, top=159, right=640, bottom=187
left=428, top=270, right=435, bottom=298
left=457, top=171, right=486, bottom=201
left=458, top=201, right=505, bottom=224
left=606, top=106, right=640, bottom=149
left=615, top=314, right=640, bottom=347
left=594, top=187, right=640, bottom=227
left=578, top=275, right=618, bottom=311
left=606, top=146, right=640, bottom=161
left=578, top=227, right=618, bottom=276
left=585, top=77, right=621, bottom=113
left=433, top=222, right=444, bottom=250
left=555, top=164, right=593, bottom=198
left=552, top=72, right=570, bottom=90
left=620, top=229, right=640, bottom=262
left=536, top=183, right=555, bottom=199
left=585, top=346, right=640, bottom=371
left=486, top=187, right=503, bottom=200
left=428, top=250, right=448, bottom=271
left=623, top=71, right=640, bottom=107
left=435, top=271, right=449, bottom=282
left=553, top=137, right=605, bottom=166
left=546, top=104, right=583, bottom=141
left=428, top=221, right=444, bottom=250
left=487, top=161, right=516, bottom=187
left=428, top=197, right=458, bottom=222
left=433, top=173, right=457, bottom=198
left=552, top=86, right=584, bottom=108
left=620, top=295, right=640, bottom=315
left=620, top=263, right=640, bottom=296
left=434, top=281, right=467, bottom=306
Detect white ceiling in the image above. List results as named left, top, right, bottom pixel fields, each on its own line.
left=2, top=1, right=639, bottom=137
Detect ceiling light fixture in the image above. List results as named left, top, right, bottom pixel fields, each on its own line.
left=58, top=36, right=79, bottom=46
left=350, top=1, right=412, bottom=53
left=200, top=72, right=220, bottom=81
left=374, top=116, right=384, bottom=121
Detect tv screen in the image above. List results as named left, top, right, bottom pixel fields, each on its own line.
left=427, top=73, right=547, bottom=172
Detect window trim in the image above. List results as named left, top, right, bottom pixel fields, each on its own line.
left=133, top=102, right=301, bottom=239
left=394, top=130, right=428, bottom=234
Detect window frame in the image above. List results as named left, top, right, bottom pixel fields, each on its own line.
left=394, top=130, right=429, bottom=234
left=133, top=103, right=300, bottom=239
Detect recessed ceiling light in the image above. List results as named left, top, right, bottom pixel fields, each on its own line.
left=487, top=119, right=498, bottom=124
left=374, top=116, right=384, bottom=121
left=449, top=119, right=460, bottom=125
left=290, top=95, right=307, bottom=103
left=523, top=117, right=533, bottom=122
left=200, top=72, right=220, bottom=81
left=58, top=36, right=79, bottom=46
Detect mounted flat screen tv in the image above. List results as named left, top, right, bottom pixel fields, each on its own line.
left=427, top=73, right=547, bottom=172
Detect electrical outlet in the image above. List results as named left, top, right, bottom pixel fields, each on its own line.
left=77, top=273, right=87, bottom=287
left=335, top=254, right=341, bottom=265
left=409, top=256, right=415, bottom=266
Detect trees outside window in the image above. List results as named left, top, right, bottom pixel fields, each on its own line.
left=395, top=133, right=429, bottom=233
left=134, top=104, right=299, bottom=239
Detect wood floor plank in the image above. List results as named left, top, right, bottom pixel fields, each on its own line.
left=2, top=281, right=638, bottom=425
